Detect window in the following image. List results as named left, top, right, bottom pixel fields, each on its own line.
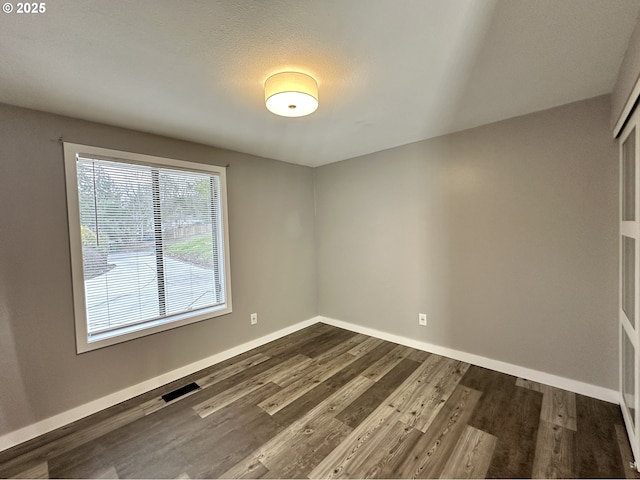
left=63, top=143, right=232, bottom=353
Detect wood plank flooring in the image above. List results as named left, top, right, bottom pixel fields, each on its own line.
left=0, top=323, right=634, bottom=479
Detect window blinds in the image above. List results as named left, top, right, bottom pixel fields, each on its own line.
left=76, top=156, right=226, bottom=338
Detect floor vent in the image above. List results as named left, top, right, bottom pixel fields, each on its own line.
left=161, top=382, right=200, bottom=403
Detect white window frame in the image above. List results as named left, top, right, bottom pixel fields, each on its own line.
left=63, top=143, right=232, bottom=353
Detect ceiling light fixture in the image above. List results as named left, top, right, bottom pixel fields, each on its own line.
left=264, top=72, right=318, bottom=117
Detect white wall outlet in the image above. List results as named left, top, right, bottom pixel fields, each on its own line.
left=250, top=313, right=258, bottom=325
left=418, top=313, right=427, bottom=326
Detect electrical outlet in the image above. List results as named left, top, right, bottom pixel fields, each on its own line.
left=418, top=313, right=427, bottom=326
left=250, top=313, right=258, bottom=325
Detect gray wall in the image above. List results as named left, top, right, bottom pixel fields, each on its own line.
left=0, top=103, right=317, bottom=436
left=612, top=13, right=640, bottom=128
left=0, top=94, right=621, bottom=439
left=315, top=95, right=618, bottom=390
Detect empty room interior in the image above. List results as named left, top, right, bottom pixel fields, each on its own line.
left=3, top=0, right=640, bottom=478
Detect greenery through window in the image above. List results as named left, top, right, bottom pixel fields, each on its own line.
left=64, top=144, right=232, bottom=353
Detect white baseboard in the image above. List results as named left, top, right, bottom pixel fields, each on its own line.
left=318, top=316, right=619, bottom=404
left=0, top=314, right=620, bottom=454
left=0, top=317, right=318, bottom=453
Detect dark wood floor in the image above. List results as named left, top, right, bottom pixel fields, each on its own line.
left=0, top=323, right=636, bottom=479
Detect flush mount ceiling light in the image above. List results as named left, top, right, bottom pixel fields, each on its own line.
left=264, top=72, right=318, bottom=117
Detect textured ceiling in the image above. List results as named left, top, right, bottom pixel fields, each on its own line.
left=1, top=0, right=639, bottom=167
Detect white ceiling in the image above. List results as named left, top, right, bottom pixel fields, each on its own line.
left=1, top=0, right=639, bottom=167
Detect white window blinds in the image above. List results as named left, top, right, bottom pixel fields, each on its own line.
left=64, top=143, right=231, bottom=352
